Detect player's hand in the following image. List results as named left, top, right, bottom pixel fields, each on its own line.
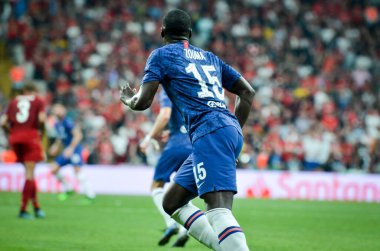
left=151, top=138, right=160, bottom=151
left=49, top=144, right=59, bottom=157
left=160, top=130, right=170, bottom=143
left=63, top=147, right=74, bottom=158
left=139, top=135, right=151, bottom=154
left=119, top=79, right=136, bottom=105
left=139, top=135, right=160, bottom=153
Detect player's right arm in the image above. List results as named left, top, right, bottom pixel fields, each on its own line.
left=120, top=49, right=162, bottom=111
left=140, top=107, right=171, bottom=153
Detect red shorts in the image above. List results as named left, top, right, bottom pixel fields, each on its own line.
left=9, top=130, right=43, bottom=163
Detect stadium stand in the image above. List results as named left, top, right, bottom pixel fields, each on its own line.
left=0, top=0, right=379, bottom=172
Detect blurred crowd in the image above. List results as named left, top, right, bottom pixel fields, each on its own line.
left=0, top=0, right=380, bottom=173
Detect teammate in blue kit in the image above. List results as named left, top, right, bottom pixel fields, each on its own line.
left=49, top=104, right=95, bottom=201
left=120, top=9, right=254, bottom=251
left=139, top=89, right=191, bottom=247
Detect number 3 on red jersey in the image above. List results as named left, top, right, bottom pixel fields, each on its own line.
left=16, top=99, right=31, bottom=123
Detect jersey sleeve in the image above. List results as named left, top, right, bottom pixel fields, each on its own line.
left=142, top=49, right=163, bottom=84
left=159, top=89, right=172, bottom=108
left=65, top=118, right=75, bottom=131
left=218, top=57, right=241, bottom=91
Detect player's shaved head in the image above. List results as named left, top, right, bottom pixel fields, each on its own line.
left=162, top=9, right=192, bottom=38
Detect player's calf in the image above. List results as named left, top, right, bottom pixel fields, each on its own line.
left=206, top=208, right=249, bottom=251
left=172, top=203, right=221, bottom=251
left=203, top=191, right=250, bottom=251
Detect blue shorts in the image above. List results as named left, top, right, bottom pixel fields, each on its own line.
left=154, top=134, right=192, bottom=182
left=55, top=146, right=84, bottom=167
left=174, top=126, right=243, bottom=197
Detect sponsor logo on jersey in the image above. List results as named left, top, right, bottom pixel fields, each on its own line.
left=180, top=125, right=188, bottom=134
left=207, top=101, right=226, bottom=109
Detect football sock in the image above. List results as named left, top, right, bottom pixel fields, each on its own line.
left=76, top=172, right=95, bottom=199
left=178, top=224, right=188, bottom=237
left=20, top=180, right=32, bottom=212
left=152, top=188, right=177, bottom=227
left=30, top=180, right=40, bottom=209
left=55, top=172, right=72, bottom=192
left=206, top=208, right=249, bottom=251
left=172, top=203, right=221, bottom=251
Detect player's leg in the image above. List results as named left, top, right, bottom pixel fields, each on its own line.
left=193, top=126, right=249, bottom=251
left=11, top=143, right=33, bottom=219
left=24, top=161, right=45, bottom=218
left=163, top=156, right=221, bottom=251
left=51, top=157, right=73, bottom=194
left=167, top=145, right=193, bottom=247
left=151, top=180, right=178, bottom=245
left=152, top=180, right=175, bottom=227
left=26, top=138, right=45, bottom=218
left=19, top=162, right=33, bottom=219
left=74, top=166, right=95, bottom=200
left=152, top=145, right=190, bottom=246
left=151, top=148, right=179, bottom=229
left=69, top=147, right=95, bottom=199
left=204, top=192, right=249, bottom=251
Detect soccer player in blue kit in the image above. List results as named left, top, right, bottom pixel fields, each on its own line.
left=120, top=9, right=255, bottom=251
left=139, top=89, right=191, bottom=247
left=49, top=104, right=95, bottom=201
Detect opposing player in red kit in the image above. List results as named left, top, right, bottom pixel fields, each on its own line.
left=1, top=83, right=46, bottom=219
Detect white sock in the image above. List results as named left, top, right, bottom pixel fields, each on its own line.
left=206, top=208, right=249, bottom=251
left=76, top=172, right=95, bottom=199
left=152, top=188, right=177, bottom=228
left=55, top=172, right=72, bottom=192
left=178, top=224, right=188, bottom=237
left=172, top=203, right=221, bottom=251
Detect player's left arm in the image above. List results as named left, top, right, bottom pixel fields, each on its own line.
left=219, top=57, right=255, bottom=128
left=37, top=98, right=46, bottom=132
left=38, top=111, right=46, bottom=136
left=229, top=77, right=255, bottom=128
left=120, top=82, right=160, bottom=111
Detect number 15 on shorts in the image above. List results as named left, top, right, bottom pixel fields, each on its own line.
left=193, top=162, right=206, bottom=187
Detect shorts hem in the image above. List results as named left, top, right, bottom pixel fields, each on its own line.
left=174, top=179, right=198, bottom=195
left=153, top=177, right=171, bottom=183
left=198, top=186, right=237, bottom=197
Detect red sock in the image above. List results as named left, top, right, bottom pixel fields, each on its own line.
left=30, top=180, right=40, bottom=210
left=21, top=180, right=32, bottom=212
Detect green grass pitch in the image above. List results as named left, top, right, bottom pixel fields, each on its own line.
left=0, top=192, right=379, bottom=251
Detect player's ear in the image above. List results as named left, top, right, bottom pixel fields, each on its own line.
left=188, top=28, right=192, bottom=39
left=161, top=27, right=165, bottom=38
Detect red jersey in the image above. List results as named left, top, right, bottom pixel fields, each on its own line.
left=6, top=94, right=45, bottom=162
left=6, top=94, right=45, bottom=135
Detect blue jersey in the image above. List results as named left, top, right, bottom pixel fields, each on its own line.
left=159, top=89, right=187, bottom=136
left=55, top=117, right=80, bottom=148
left=142, top=41, right=242, bottom=142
